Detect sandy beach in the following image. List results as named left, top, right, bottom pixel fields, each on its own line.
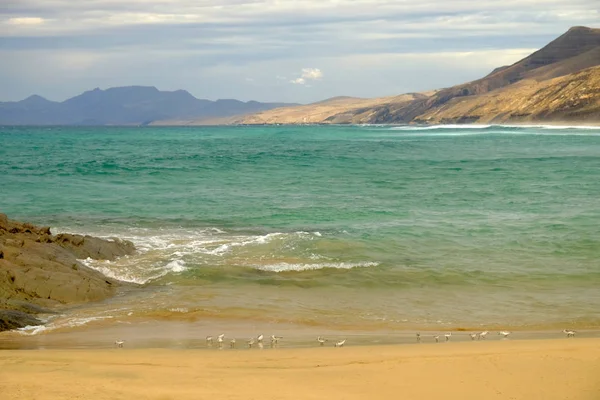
left=1, top=338, right=599, bottom=400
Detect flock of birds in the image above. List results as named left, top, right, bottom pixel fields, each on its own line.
left=114, top=329, right=578, bottom=348
left=201, top=334, right=346, bottom=349
left=417, top=330, right=507, bottom=343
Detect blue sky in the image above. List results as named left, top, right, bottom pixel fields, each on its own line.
left=1, top=0, right=598, bottom=103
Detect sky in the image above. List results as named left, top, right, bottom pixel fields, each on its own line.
left=1, top=1, right=598, bottom=103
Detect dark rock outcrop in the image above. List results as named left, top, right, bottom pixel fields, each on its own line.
left=0, top=310, right=42, bottom=331
left=0, top=213, right=136, bottom=332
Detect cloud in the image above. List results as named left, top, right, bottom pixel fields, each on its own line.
left=301, top=68, right=323, bottom=80
left=290, top=68, right=323, bottom=85
left=7, top=17, right=45, bottom=25
left=290, top=78, right=306, bottom=85
left=0, top=0, right=598, bottom=102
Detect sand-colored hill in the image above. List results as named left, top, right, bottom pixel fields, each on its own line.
left=233, top=93, right=429, bottom=125
left=417, top=66, right=600, bottom=124
left=234, top=27, right=600, bottom=125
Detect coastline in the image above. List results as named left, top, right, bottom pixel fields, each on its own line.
left=2, top=338, right=599, bottom=399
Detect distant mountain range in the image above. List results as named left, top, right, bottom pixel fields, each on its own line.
left=0, top=86, right=297, bottom=125
left=234, top=26, right=600, bottom=125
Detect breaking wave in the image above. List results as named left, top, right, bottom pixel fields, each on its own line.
left=17, top=316, right=114, bottom=336
left=73, top=228, right=356, bottom=284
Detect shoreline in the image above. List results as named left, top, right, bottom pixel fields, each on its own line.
left=2, top=338, right=599, bottom=399
left=2, top=314, right=598, bottom=350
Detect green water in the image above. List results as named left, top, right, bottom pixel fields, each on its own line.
left=2, top=124, right=600, bottom=332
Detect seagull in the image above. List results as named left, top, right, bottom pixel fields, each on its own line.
left=218, top=333, right=225, bottom=341
left=434, top=335, right=440, bottom=343
left=444, top=333, right=452, bottom=342
left=217, top=335, right=224, bottom=348
left=469, top=333, right=477, bottom=341
left=230, top=338, right=236, bottom=348
left=247, top=338, right=255, bottom=348
left=498, top=331, right=511, bottom=339
left=478, top=331, right=489, bottom=340
left=563, top=329, right=576, bottom=338
left=206, top=336, right=213, bottom=346
left=257, top=334, right=264, bottom=343
left=334, top=339, right=346, bottom=348
left=115, top=340, right=125, bottom=348
left=416, top=333, right=421, bottom=343
left=317, top=336, right=328, bottom=346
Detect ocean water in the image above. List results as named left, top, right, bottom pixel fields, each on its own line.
left=2, top=124, right=600, bottom=340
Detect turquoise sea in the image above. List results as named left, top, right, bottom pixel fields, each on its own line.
left=2, top=124, right=600, bottom=344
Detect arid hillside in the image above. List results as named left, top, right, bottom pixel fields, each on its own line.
left=232, top=26, right=600, bottom=125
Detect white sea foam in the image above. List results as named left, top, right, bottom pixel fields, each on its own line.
left=165, top=259, right=187, bottom=273
left=389, top=124, right=600, bottom=131
left=17, top=325, right=48, bottom=335
left=168, top=307, right=189, bottom=313
left=253, top=261, right=379, bottom=272
left=390, top=124, right=492, bottom=130
left=17, top=316, right=114, bottom=336
left=74, top=229, right=328, bottom=284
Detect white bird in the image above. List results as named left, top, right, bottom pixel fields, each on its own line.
left=206, top=336, right=213, bottom=345
left=257, top=334, right=264, bottom=343
left=217, top=335, right=224, bottom=349
left=478, top=331, right=489, bottom=340
left=230, top=338, right=236, bottom=348
left=434, top=335, right=440, bottom=343
left=334, top=339, right=346, bottom=347
left=247, top=338, right=255, bottom=348
left=416, top=333, right=421, bottom=343
left=444, top=332, right=452, bottom=342
left=271, top=335, right=283, bottom=346
left=498, top=331, right=511, bottom=339
left=115, top=340, right=125, bottom=348
left=469, top=333, right=477, bottom=341
left=563, top=329, right=576, bottom=338
left=218, top=333, right=225, bottom=341
left=317, top=336, right=328, bottom=346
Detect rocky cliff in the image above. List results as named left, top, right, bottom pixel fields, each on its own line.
left=0, top=214, right=135, bottom=332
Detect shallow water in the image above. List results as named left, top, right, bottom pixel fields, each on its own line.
left=1, top=124, right=600, bottom=340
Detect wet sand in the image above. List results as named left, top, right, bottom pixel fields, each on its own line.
left=1, top=338, right=599, bottom=400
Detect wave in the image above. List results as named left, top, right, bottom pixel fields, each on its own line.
left=74, top=228, right=342, bottom=284
left=390, top=124, right=492, bottom=130
left=388, top=124, right=600, bottom=131
left=81, top=257, right=189, bottom=285
left=17, top=316, right=114, bottom=336
left=251, top=261, right=379, bottom=272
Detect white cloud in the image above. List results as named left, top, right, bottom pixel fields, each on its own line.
left=290, top=68, right=323, bottom=85
left=290, top=77, right=306, bottom=85
left=7, top=17, right=45, bottom=25
left=301, top=67, right=323, bottom=80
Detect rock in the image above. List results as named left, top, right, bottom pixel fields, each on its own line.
left=0, top=300, right=54, bottom=315
left=0, top=214, right=137, bottom=332
left=0, top=309, right=42, bottom=331
left=54, top=234, right=135, bottom=260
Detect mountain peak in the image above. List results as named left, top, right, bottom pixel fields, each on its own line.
left=23, top=94, right=48, bottom=102
left=20, top=94, right=53, bottom=106
left=567, top=26, right=596, bottom=33
left=0, top=85, right=296, bottom=125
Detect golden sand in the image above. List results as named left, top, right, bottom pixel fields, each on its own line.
left=1, top=338, right=599, bottom=400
